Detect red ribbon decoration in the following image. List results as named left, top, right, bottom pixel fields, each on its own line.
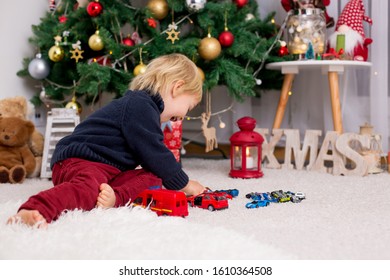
left=322, top=48, right=345, bottom=59
left=147, top=18, right=157, bottom=28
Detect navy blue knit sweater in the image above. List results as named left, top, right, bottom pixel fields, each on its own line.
left=51, top=90, right=189, bottom=190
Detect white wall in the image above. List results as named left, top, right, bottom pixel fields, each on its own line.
left=1, top=1, right=388, bottom=150
left=0, top=1, right=48, bottom=133
left=0, top=1, right=47, bottom=99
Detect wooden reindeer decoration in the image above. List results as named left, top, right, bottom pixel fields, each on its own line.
left=201, top=112, right=218, bottom=153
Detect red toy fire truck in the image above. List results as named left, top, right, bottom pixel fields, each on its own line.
left=132, top=188, right=188, bottom=217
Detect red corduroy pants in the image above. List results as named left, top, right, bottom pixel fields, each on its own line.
left=19, top=158, right=162, bottom=223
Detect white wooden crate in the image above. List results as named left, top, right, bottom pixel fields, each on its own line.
left=40, top=108, right=80, bottom=179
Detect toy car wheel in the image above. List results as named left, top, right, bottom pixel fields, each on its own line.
left=207, top=205, right=215, bottom=211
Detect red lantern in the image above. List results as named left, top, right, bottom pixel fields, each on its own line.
left=229, top=117, right=264, bottom=178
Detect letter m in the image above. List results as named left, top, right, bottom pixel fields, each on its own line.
left=283, top=129, right=322, bottom=170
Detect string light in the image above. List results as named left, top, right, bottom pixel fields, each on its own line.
left=185, top=102, right=234, bottom=120
left=218, top=115, right=226, bottom=129
left=182, top=101, right=233, bottom=148
left=252, top=12, right=290, bottom=78
left=113, top=14, right=194, bottom=67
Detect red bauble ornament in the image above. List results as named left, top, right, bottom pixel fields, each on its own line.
left=122, top=37, right=135, bottom=46
left=87, top=1, right=103, bottom=17
left=234, top=0, right=248, bottom=8
left=218, top=30, right=235, bottom=47
left=58, top=15, right=67, bottom=23
left=278, top=46, right=289, bottom=57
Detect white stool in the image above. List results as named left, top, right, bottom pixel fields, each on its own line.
left=40, top=108, right=80, bottom=179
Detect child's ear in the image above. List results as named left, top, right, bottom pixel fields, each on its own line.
left=172, top=80, right=185, bottom=97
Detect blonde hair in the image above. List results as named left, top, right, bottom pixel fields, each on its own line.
left=130, top=53, right=203, bottom=103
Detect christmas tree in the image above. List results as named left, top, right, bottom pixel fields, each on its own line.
left=18, top=0, right=288, bottom=108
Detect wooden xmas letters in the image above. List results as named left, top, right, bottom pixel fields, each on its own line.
left=255, top=128, right=372, bottom=176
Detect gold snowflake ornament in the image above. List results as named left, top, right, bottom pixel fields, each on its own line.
left=70, top=48, right=84, bottom=62
left=166, top=22, right=180, bottom=44
left=166, top=29, right=180, bottom=44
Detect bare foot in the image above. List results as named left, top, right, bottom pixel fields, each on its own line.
left=96, top=183, right=116, bottom=209
left=7, top=209, right=48, bottom=229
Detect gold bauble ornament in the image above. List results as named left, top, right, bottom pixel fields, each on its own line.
left=88, top=30, right=104, bottom=51
left=133, top=62, right=147, bottom=76
left=198, top=35, right=221, bottom=60
left=65, top=96, right=82, bottom=114
left=48, top=44, right=65, bottom=62
left=197, top=67, right=205, bottom=81
left=147, top=0, right=169, bottom=20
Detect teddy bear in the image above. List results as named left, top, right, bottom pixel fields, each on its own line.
left=0, top=117, right=36, bottom=183
left=0, top=96, right=44, bottom=177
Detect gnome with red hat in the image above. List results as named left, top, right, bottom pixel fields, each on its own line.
left=328, top=0, right=373, bottom=61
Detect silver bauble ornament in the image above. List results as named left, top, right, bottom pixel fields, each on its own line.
left=28, top=54, right=50, bottom=80
left=185, top=0, right=206, bottom=12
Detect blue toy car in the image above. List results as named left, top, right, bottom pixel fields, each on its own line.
left=245, top=192, right=262, bottom=199
left=216, top=189, right=239, bottom=197
left=245, top=200, right=269, bottom=208
left=262, top=192, right=278, bottom=203
left=246, top=192, right=277, bottom=202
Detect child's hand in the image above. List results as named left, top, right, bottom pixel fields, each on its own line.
left=181, top=180, right=207, bottom=196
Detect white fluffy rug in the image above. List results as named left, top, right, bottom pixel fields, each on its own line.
left=1, top=158, right=390, bottom=260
